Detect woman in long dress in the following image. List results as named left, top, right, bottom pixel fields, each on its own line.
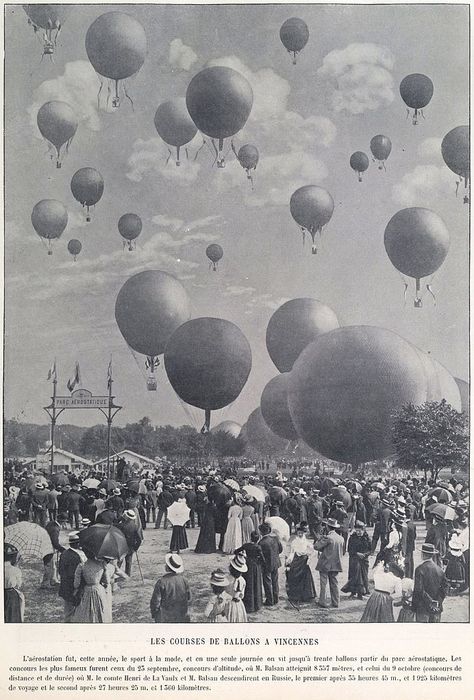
left=168, top=496, right=190, bottom=552
left=226, top=553, right=248, bottom=622
left=4, top=543, right=25, bottom=622
left=341, top=521, right=371, bottom=599
left=100, top=557, right=128, bottom=622
left=222, top=500, right=243, bottom=554
left=235, top=531, right=264, bottom=613
left=395, top=577, right=415, bottom=622
left=195, top=498, right=217, bottom=554
left=241, top=496, right=256, bottom=544
left=285, top=523, right=316, bottom=603
left=72, top=551, right=113, bottom=623
left=360, top=560, right=403, bottom=623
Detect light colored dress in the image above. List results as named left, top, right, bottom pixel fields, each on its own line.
left=223, top=504, right=243, bottom=553
left=204, top=591, right=231, bottom=622
left=226, top=575, right=247, bottom=622
left=72, top=559, right=113, bottom=623
left=4, top=562, right=25, bottom=622
left=241, top=505, right=255, bottom=544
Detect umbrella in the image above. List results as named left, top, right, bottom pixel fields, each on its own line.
left=4, top=522, right=53, bottom=562
left=269, top=485, right=287, bottom=499
left=51, top=472, right=70, bottom=486
left=437, top=481, right=452, bottom=490
left=320, top=477, right=338, bottom=495
left=426, top=503, right=457, bottom=521
left=371, top=481, right=385, bottom=491
left=428, top=487, right=452, bottom=504
left=166, top=501, right=190, bottom=527
left=255, top=484, right=269, bottom=498
left=345, top=480, right=362, bottom=493
left=79, top=525, right=129, bottom=559
left=330, top=486, right=352, bottom=508
left=127, top=479, right=140, bottom=493
left=265, top=516, right=290, bottom=541
left=98, top=479, right=118, bottom=492
left=242, top=484, right=265, bottom=502
left=83, top=478, right=100, bottom=489
left=224, top=478, right=240, bottom=491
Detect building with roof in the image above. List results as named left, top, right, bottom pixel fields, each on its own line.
left=36, top=447, right=94, bottom=474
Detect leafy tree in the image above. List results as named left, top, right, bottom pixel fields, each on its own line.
left=392, top=400, right=469, bottom=481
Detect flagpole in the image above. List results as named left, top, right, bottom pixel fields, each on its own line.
left=50, top=361, right=57, bottom=475
left=106, top=356, right=113, bottom=480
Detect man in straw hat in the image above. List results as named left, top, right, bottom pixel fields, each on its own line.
left=412, top=543, right=448, bottom=622
left=314, top=518, right=344, bottom=608
left=150, top=553, right=191, bottom=623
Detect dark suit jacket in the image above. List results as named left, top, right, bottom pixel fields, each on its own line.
left=96, top=509, right=117, bottom=525
left=404, top=521, right=417, bottom=555
left=259, top=534, right=283, bottom=572
left=412, top=559, right=448, bottom=614
left=45, top=520, right=65, bottom=552
left=58, top=548, right=82, bottom=602
left=150, top=572, right=190, bottom=622
left=314, top=530, right=344, bottom=572
left=378, top=507, right=392, bottom=534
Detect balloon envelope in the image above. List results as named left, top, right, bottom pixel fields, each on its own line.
left=31, top=200, right=68, bottom=240
left=67, top=239, right=82, bottom=256
left=71, top=168, right=104, bottom=207
left=384, top=207, right=450, bottom=279
left=430, top=359, right=462, bottom=411
left=238, top=144, right=259, bottom=170
left=290, top=185, right=334, bottom=233
left=266, top=297, right=340, bottom=372
left=24, top=4, right=70, bottom=29
left=241, top=407, right=288, bottom=454
left=441, top=126, right=469, bottom=179
left=85, top=11, right=147, bottom=81
left=118, top=213, right=142, bottom=241
left=400, top=73, right=434, bottom=109
left=186, top=66, right=253, bottom=140
left=261, top=373, right=298, bottom=441
left=454, top=378, right=469, bottom=417
left=280, top=17, right=309, bottom=53
left=154, top=98, right=198, bottom=148
left=164, top=318, right=252, bottom=411
left=37, top=101, right=78, bottom=150
left=211, top=420, right=242, bottom=438
left=350, top=151, right=369, bottom=173
left=370, top=135, right=392, bottom=161
left=206, top=244, right=223, bottom=264
left=287, top=326, right=429, bottom=463
left=115, top=270, right=191, bottom=358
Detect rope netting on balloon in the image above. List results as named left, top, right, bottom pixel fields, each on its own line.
left=95, top=73, right=138, bottom=112
left=397, top=272, right=437, bottom=307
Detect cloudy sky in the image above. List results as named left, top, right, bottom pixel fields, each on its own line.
left=4, top=3, right=469, bottom=431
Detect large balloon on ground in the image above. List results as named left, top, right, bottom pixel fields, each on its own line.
left=211, top=421, right=242, bottom=438
left=85, top=12, right=147, bottom=108
left=241, top=408, right=288, bottom=455
left=280, top=17, right=309, bottom=64
left=430, top=359, right=462, bottom=411
left=287, top=326, right=429, bottom=463
left=266, top=298, right=340, bottom=372
left=384, top=207, right=450, bottom=307
left=186, top=66, right=253, bottom=166
left=261, top=374, right=298, bottom=441
left=164, top=318, right=252, bottom=431
left=454, top=378, right=469, bottom=417
left=290, top=185, right=334, bottom=254
left=115, top=270, right=190, bottom=365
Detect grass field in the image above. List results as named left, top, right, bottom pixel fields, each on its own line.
left=20, top=523, right=469, bottom=624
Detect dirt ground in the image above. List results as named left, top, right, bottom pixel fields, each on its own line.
left=20, top=522, right=469, bottom=624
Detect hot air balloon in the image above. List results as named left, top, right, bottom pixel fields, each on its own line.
left=266, top=297, right=340, bottom=372
left=290, top=185, right=334, bottom=254
left=241, top=407, right=288, bottom=456
left=233, top=143, right=259, bottom=185
left=70, top=168, right=104, bottom=222
left=384, top=207, right=450, bottom=307
left=37, top=101, right=78, bottom=168
left=67, top=239, right=82, bottom=262
left=118, top=213, right=142, bottom=251
left=154, top=98, right=198, bottom=166
left=115, top=270, right=191, bottom=391
left=31, top=199, right=68, bottom=255
left=206, top=243, right=223, bottom=271
left=85, top=12, right=147, bottom=109
left=164, top=318, right=252, bottom=432
left=261, top=374, right=298, bottom=441
left=410, top=346, right=462, bottom=410
left=186, top=66, right=253, bottom=168
left=350, top=151, right=369, bottom=182
left=454, top=377, right=469, bottom=418
left=400, top=73, right=434, bottom=125
left=370, top=135, right=392, bottom=170
left=280, top=17, right=309, bottom=64
left=441, top=126, right=470, bottom=203
left=23, top=4, right=70, bottom=56
left=211, top=420, right=242, bottom=438
left=287, top=326, right=429, bottom=464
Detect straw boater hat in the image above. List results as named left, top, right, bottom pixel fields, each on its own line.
left=449, top=542, right=463, bottom=557
left=123, top=509, right=136, bottom=520
left=210, top=569, right=229, bottom=587
left=35, top=483, right=45, bottom=490
left=324, top=518, right=340, bottom=530
left=81, top=518, right=91, bottom=527
left=165, top=552, right=184, bottom=574
left=230, top=552, right=248, bottom=573
left=421, top=543, right=438, bottom=556
left=113, top=487, right=121, bottom=495
left=197, top=485, right=206, bottom=492
left=68, top=531, right=80, bottom=544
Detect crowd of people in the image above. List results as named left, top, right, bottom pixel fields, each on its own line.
left=2, top=462, right=470, bottom=623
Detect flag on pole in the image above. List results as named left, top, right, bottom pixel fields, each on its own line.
left=107, top=358, right=113, bottom=389
left=67, top=362, right=81, bottom=392
left=47, top=361, right=57, bottom=381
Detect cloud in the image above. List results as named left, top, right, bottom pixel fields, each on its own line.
left=392, top=164, right=455, bottom=207
left=169, top=38, right=198, bottom=71
left=151, top=214, right=184, bottom=231
left=183, top=215, right=222, bottom=232
left=28, top=60, right=104, bottom=133
left=317, top=43, right=395, bottom=114
left=244, top=293, right=290, bottom=315
left=217, top=150, right=328, bottom=207
left=126, top=137, right=201, bottom=184
left=223, top=285, right=256, bottom=297
left=418, top=137, right=443, bottom=163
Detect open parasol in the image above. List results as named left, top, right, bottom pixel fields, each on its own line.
left=79, top=524, right=129, bottom=559
left=426, top=503, right=457, bottom=521
left=98, top=479, right=118, bottom=492
left=51, top=472, right=70, bottom=486
left=166, top=501, right=190, bottom=527
left=4, top=522, right=54, bottom=562
left=428, top=487, right=453, bottom=504
left=242, top=484, right=265, bottom=502
left=265, top=516, right=290, bottom=541
left=224, top=478, right=240, bottom=491
left=83, top=478, right=100, bottom=489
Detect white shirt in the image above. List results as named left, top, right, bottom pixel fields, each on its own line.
left=372, top=563, right=402, bottom=600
